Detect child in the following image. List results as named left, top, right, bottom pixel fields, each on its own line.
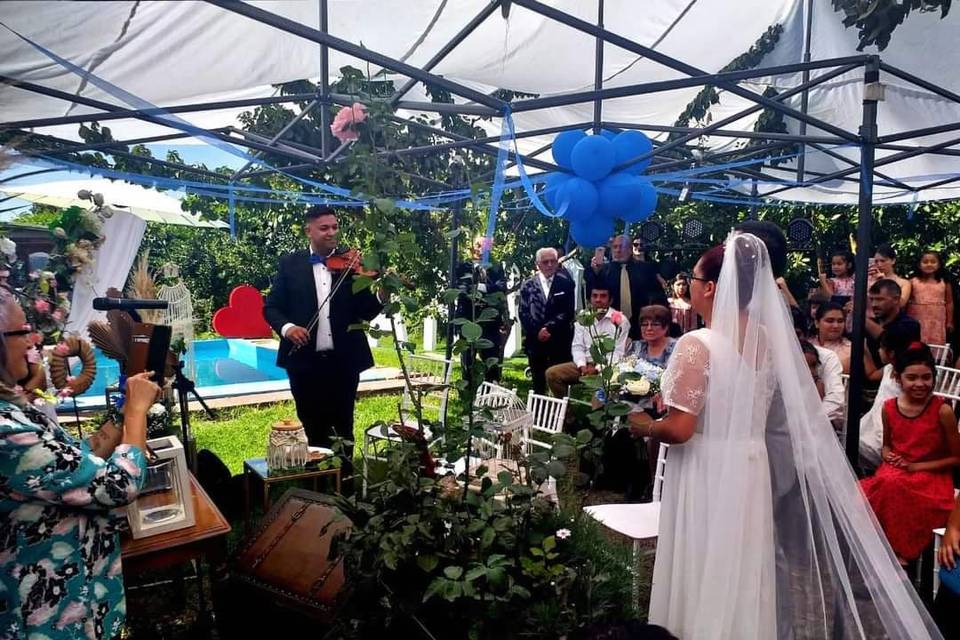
left=818, top=249, right=855, bottom=306
left=908, top=249, right=954, bottom=345
left=800, top=340, right=826, bottom=400
left=860, top=343, right=960, bottom=564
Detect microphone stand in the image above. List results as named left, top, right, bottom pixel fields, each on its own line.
left=171, top=360, right=215, bottom=471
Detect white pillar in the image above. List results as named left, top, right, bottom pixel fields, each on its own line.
left=422, top=316, right=437, bottom=352
left=504, top=291, right=522, bottom=358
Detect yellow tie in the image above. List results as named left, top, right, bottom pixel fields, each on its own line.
left=619, top=264, right=632, bottom=320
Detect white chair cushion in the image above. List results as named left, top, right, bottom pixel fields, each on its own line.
left=584, top=503, right=661, bottom=540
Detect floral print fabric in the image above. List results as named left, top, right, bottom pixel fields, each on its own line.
left=0, top=400, right=146, bottom=639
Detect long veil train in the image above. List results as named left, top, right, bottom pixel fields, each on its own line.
left=652, top=232, right=941, bottom=639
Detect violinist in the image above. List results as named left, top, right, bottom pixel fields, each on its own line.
left=263, top=205, right=382, bottom=485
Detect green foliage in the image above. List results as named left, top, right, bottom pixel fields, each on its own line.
left=831, top=0, right=951, bottom=51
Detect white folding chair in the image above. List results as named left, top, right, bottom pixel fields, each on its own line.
left=363, top=355, right=452, bottom=495
left=523, top=391, right=568, bottom=454
left=936, top=365, right=960, bottom=397
left=583, top=442, right=670, bottom=613
left=476, top=381, right=523, bottom=410
left=930, top=344, right=953, bottom=368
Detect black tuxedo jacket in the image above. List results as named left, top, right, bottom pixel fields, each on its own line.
left=518, top=271, right=575, bottom=353
left=263, top=248, right=382, bottom=373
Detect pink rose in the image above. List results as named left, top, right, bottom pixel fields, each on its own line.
left=51, top=309, right=64, bottom=322
left=330, top=102, right=368, bottom=143
left=34, top=299, right=51, bottom=314
left=609, top=310, right=624, bottom=326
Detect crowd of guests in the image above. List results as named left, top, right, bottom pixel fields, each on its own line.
left=512, top=232, right=960, bottom=630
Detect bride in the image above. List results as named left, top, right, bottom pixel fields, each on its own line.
left=630, top=230, right=941, bottom=639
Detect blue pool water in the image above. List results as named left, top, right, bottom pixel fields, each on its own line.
left=69, top=339, right=289, bottom=408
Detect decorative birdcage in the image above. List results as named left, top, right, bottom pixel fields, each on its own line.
left=156, top=263, right=196, bottom=379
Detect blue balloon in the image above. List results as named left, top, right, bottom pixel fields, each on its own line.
left=598, top=172, right=645, bottom=217
left=613, top=130, right=654, bottom=174
left=542, top=172, right=571, bottom=209
left=571, top=216, right=615, bottom=248
left=621, top=178, right=658, bottom=223
left=552, top=130, right=587, bottom=169
left=600, top=128, right=618, bottom=141
left=571, top=135, right=616, bottom=182
left=555, top=177, right=598, bottom=222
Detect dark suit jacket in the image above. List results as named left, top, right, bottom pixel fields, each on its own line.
left=586, top=259, right=667, bottom=337
left=263, top=248, right=382, bottom=374
left=454, top=261, right=509, bottom=335
left=518, top=272, right=575, bottom=356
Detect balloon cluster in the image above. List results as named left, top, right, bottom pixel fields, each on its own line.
left=542, top=129, right=658, bottom=247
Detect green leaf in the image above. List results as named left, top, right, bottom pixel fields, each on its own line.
left=576, top=429, right=594, bottom=444
left=481, top=527, right=496, bottom=549
left=546, top=460, right=567, bottom=478
left=442, top=288, right=461, bottom=304
left=423, top=577, right=445, bottom=602
left=477, top=307, right=500, bottom=322
left=444, top=565, right=464, bottom=580
left=607, top=402, right=633, bottom=416
left=417, top=554, right=439, bottom=573
left=465, top=565, right=487, bottom=582
left=442, top=579, right=462, bottom=602
left=543, top=535, right=556, bottom=553
left=461, top=321, right=482, bottom=341
left=351, top=274, right=375, bottom=294
left=373, top=198, right=396, bottom=214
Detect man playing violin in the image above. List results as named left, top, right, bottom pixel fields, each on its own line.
left=263, top=205, right=382, bottom=483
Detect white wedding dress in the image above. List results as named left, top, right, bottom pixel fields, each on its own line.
left=650, top=328, right=778, bottom=638
left=648, top=233, right=941, bottom=640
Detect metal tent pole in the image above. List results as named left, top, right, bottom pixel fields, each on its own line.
left=592, top=0, right=604, bottom=134
left=844, top=56, right=881, bottom=466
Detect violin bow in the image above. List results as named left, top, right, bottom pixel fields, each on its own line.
left=288, top=250, right=363, bottom=355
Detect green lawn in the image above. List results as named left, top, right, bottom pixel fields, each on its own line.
left=192, top=336, right=532, bottom=475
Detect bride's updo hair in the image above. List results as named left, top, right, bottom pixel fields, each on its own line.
left=697, top=233, right=769, bottom=310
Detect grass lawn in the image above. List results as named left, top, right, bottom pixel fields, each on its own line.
left=193, top=336, right=533, bottom=475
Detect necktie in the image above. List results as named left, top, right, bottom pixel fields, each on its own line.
left=309, top=253, right=326, bottom=266
left=619, top=263, right=632, bottom=320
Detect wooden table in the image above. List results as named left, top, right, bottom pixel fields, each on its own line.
left=243, top=457, right=341, bottom=528
left=122, top=474, right=231, bottom=626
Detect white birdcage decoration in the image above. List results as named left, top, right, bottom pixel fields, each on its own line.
left=157, top=263, right=196, bottom=379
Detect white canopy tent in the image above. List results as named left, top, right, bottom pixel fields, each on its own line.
left=2, top=0, right=960, bottom=203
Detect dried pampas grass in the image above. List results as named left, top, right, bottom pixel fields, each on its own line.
left=126, top=251, right=162, bottom=323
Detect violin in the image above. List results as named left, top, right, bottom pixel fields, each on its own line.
left=326, top=247, right=379, bottom=278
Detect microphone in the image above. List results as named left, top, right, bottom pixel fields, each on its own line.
left=93, top=297, right=169, bottom=311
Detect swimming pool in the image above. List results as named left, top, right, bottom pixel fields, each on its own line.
left=66, top=338, right=291, bottom=410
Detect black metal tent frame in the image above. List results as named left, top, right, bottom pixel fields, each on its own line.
left=3, top=0, right=960, bottom=463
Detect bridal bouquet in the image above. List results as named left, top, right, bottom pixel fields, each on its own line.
left=618, top=357, right=664, bottom=402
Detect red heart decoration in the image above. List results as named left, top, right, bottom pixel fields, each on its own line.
left=212, top=285, right=273, bottom=338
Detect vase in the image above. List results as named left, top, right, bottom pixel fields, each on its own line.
left=267, top=419, right=309, bottom=473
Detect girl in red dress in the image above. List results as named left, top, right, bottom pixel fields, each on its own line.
left=861, top=342, right=960, bottom=564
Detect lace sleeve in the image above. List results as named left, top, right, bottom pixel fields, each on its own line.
left=661, top=332, right=709, bottom=415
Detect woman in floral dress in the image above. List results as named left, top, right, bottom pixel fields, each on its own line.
left=0, top=290, right=160, bottom=640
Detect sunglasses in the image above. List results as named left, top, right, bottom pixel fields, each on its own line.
left=3, top=324, right=33, bottom=338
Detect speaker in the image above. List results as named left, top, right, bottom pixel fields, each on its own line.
left=233, top=488, right=349, bottom=622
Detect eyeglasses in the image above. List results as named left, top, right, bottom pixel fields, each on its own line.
left=3, top=324, right=32, bottom=338
left=639, top=321, right=665, bottom=328
left=686, top=273, right=712, bottom=283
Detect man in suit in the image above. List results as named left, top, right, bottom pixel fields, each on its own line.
left=455, top=237, right=510, bottom=383
left=519, top=247, right=575, bottom=394
left=587, top=234, right=667, bottom=339
left=263, top=205, right=382, bottom=478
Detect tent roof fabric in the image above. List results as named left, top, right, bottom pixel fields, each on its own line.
left=0, top=179, right=229, bottom=229
left=2, top=0, right=960, bottom=204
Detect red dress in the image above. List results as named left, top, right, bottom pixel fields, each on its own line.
left=861, top=396, right=955, bottom=560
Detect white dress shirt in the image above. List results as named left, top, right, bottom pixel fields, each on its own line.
left=537, top=272, right=553, bottom=299
left=813, top=344, right=844, bottom=422
left=571, top=308, right=631, bottom=368
left=281, top=249, right=335, bottom=351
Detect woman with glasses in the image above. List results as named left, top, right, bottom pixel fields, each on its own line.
left=0, top=289, right=160, bottom=639
left=631, top=305, right=677, bottom=368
